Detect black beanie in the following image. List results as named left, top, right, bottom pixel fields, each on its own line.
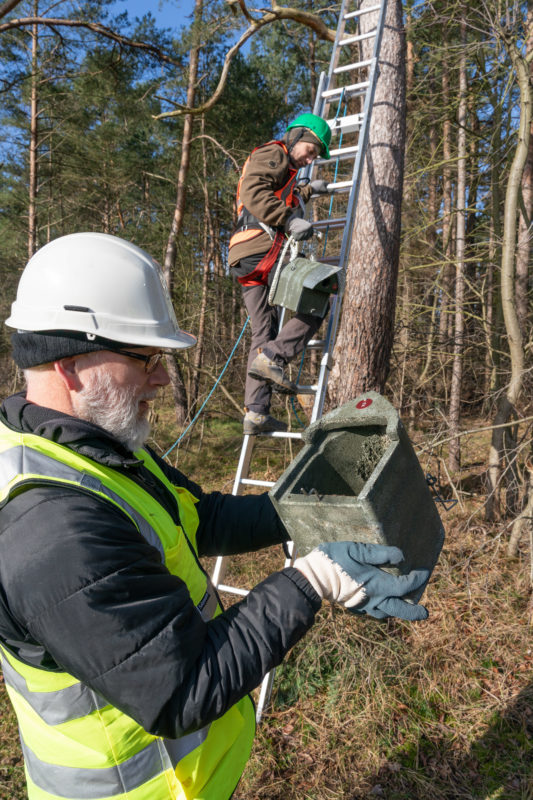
left=11, top=331, right=125, bottom=369
left=283, top=127, right=322, bottom=152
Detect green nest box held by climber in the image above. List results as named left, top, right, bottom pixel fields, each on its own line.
left=269, top=392, right=445, bottom=603
left=271, top=257, right=341, bottom=317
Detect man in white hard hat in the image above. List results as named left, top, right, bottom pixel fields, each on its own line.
left=0, top=232, right=430, bottom=800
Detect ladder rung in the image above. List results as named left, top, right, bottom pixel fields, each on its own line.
left=330, top=180, right=353, bottom=192
left=333, top=58, right=373, bottom=74
left=241, top=478, right=276, bottom=487
left=217, top=584, right=250, bottom=596
left=307, top=338, right=326, bottom=348
left=322, top=80, right=369, bottom=100
left=313, top=217, right=347, bottom=230
left=344, top=3, right=381, bottom=19
left=316, top=145, right=359, bottom=165
left=327, top=113, right=363, bottom=134
left=340, top=29, right=376, bottom=46
left=318, top=255, right=340, bottom=266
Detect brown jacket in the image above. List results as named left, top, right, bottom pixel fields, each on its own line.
left=228, top=141, right=313, bottom=266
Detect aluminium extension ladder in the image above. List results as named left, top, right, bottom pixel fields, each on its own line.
left=212, top=0, right=389, bottom=721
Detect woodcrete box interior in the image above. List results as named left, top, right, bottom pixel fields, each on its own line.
left=269, top=392, right=444, bottom=602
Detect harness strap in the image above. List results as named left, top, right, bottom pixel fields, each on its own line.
left=237, top=231, right=286, bottom=287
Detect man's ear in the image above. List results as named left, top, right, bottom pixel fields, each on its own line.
left=54, top=357, right=81, bottom=391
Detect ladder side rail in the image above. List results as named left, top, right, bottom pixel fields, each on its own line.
left=311, top=70, right=328, bottom=117
left=211, top=435, right=256, bottom=588
left=334, top=0, right=389, bottom=275
left=322, top=0, right=351, bottom=99
left=310, top=293, right=340, bottom=422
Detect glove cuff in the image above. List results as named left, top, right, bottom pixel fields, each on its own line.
left=293, top=554, right=326, bottom=599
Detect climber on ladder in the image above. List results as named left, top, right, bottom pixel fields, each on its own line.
left=229, top=113, right=333, bottom=436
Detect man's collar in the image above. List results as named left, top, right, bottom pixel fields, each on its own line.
left=0, top=392, right=142, bottom=468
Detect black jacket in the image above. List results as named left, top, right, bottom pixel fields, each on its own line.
left=0, top=393, right=320, bottom=737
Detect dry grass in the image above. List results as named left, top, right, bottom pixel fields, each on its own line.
left=234, top=516, right=532, bottom=800
left=0, top=402, right=531, bottom=799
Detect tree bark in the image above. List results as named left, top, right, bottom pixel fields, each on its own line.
left=448, top=18, right=468, bottom=472
left=28, top=0, right=38, bottom=257
left=162, top=0, right=203, bottom=425
left=486, top=19, right=531, bottom=520
left=191, top=118, right=214, bottom=410
left=328, top=0, right=406, bottom=403
left=516, top=111, right=533, bottom=339
left=508, top=457, right=533, bottom=558
left=438, top=47, right=453, bottom=353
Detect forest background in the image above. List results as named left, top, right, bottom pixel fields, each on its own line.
left=0, top=0, right=532, bottom=798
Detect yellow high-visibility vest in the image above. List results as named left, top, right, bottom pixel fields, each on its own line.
left=0, top=421, right=256, bottom=800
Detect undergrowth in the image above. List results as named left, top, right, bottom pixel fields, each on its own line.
left=0, top=401, right=531, bottom=800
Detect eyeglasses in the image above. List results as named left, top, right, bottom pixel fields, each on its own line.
left=114, top=349, right=167, bottom=374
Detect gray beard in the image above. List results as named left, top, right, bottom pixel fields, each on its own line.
left=72, top=369, right=153, bottom=452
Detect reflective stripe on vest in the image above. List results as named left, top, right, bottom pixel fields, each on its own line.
left=1, top=643, right=212, bottom=794
left=0, top=444, right=165, bottom=559
left=0, top=422, right=255, bottom=800
left=20, top=734, right=176, bottom=800
left=1, top=653, right=108, bottom=725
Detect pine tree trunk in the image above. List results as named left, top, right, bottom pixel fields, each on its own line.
left=486, top=21, right=531, bottom=520
left=438, top=52, right=453, bottom=352
left=516, top=116, right=532, bottom=338
left=191, top=120, right=213, bottom=410
left=162, top=0, right=203, bottom=425
left=415, top=123, right=439, bottom=404
left=328, top=0, right=406, bottom=403
left=448, top=19, right=468, bottom=472
left=28, top=3, right=38, bottom=257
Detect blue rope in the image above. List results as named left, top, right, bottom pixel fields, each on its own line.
left=163, top=316, right=250, bottom=458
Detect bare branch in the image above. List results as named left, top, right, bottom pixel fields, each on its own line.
left=416, top=415, right=533, bottom=456
left=194, top=365, right=244, bottom=415
left=226, top=0, right=255, bottom=22
left=153, top=4, right=335, bottom=119
left=269, top=2, right=336, bottom=40
left=0, top=0, right=23, bottom=20
left=191, top=133, right=241, bottom=170
left=0, top=17, right=181, bottom=66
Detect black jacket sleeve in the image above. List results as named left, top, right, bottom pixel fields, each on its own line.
left=0, top=485, right=320, bottom=739
left=150, top=449, right=290, bottom=556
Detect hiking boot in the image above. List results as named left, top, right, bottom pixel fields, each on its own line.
left=243, top=411, right=288, bottom=435
left=248, top=352, right=298, bottom=395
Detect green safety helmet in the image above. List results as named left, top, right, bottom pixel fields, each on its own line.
left=286, top=113, right=331, bottom=160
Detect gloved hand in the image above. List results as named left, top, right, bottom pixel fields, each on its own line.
left=285, top=214, right=314, bottom=241
left=309, top=179, right=330, bottom=194
left=294, top=541, right=429, bottom=621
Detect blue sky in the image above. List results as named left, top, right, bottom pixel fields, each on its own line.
left=110, top=0, right=196, bottom=31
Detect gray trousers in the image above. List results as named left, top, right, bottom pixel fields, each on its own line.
left=239, top=273, right=322, bottom=414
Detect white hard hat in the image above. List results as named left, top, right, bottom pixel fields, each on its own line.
left=6, top=232, right=196, bottom=349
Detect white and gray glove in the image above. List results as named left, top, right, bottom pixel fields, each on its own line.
left=309, top=179, right=331, bottom=194
left=294, top=541, right=429, bottom=621
left=284, top=214, right=314, bottom=241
